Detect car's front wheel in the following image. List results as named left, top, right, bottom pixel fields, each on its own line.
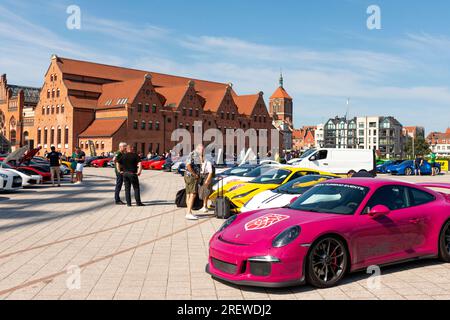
left=306, top=236, right=348, bottom=288
left=439, top=220, right=450, bottom=262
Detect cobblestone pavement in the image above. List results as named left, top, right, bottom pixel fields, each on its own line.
left=0, top=168, right=449, bottom=300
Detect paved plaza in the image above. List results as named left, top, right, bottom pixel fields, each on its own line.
left=0, top=168, right=449, bottom=300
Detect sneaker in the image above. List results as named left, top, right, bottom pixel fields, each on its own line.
left=200, top=207, right=209, bottom=213
left=136, top=203, right=145, bottom=207
left=185, top=213, right=199, bottom=220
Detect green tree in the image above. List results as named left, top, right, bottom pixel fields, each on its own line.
left=404, top=136, right=431, bottom=159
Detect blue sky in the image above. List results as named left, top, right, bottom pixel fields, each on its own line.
left=1, top=0, right=450, bottom=132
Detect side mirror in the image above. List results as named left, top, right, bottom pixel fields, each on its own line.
left=368, top=205, right=390, bottom=218
left=309, top=156, right=317, bottom=161
left=289, top=196, right=299, bottom=204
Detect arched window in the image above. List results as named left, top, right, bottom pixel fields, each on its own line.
left=64, top=126, right=69, bottom=146
left=37, top=128, right=42, bottom=145
left=44, top=127, right=48, bottom=146
left=57, top=126, right=62, bottom=145
left=50, top=127, right=55, bottom=146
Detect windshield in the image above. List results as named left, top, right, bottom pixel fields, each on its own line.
left=222, top=166, right=255, bottom=177
left=275, top=175, right=336, bottom=195
left=251, top=168, right=291, bottom=185
left=290, top=183, right=369, bottom=215
left=0, top=162, right=12, bottom=169
left=300, top=149, right=317, bottom=159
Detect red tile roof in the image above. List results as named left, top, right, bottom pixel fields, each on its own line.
left=56, top=57, right=228, bottom=92
left=63, top=80, right=102, bottom=93
left=97, top=78, right=146, bottom=109
left=68, top=96, right=98, bottom=109
left=197, top=89, right=227, bottom=112
left=270, top=86, right=292, bottom=99
left=155, top=85, right=189, bottom=108
left=79, top=118, right=126, bottom=138
left=232, top=93, right=260, bottom=116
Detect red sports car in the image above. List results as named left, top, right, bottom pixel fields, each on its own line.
left=207, top=179, right=450, bottom=288
left=141, top=157, right=163, bottom=170
left=149, top=159, right=166, bottom=170
left=91, top=158, right=112, bottom=168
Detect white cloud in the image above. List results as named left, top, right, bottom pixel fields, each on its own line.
left=1, top=4, right=449, bottom=131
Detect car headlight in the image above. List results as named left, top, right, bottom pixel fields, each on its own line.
left=219, top=215, right=238, bottom=232
left=232, top=189, right=258, bottom=199
left=0, top=173, right=8, bottom=179
left=272, top=226, right=301, bottom=248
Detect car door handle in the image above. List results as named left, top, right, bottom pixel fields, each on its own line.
left=409, top=218, right=421, bottom=224
left=323, top=163, right=329, bottom=166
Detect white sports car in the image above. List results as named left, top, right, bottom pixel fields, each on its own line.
left=0, top=169, right=23, bottom=191
left=241, top=174, right=337, bottom=212
left=0, top=162, right=42, bottom=186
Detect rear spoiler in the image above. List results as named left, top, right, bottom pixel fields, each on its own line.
left=418, top=183, right=450, bottom=190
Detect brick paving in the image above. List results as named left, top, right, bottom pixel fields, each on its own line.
left=0, top=168, right=449, bottom=300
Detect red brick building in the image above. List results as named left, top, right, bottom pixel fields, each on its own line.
left=292, top=126, right=316, bottom=151
left=0, top=74, right=40, bottom=152
left=21, top=55, right=279, bottom=156
left=427, top=128, right=450, bottom=157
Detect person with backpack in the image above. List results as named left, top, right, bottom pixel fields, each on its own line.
left=184, top=144, right=203, bottom=220
left=198, top=154, right=214, bottom=213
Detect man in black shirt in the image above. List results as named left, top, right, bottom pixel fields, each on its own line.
left=46, top=146, right=61, bottom=187
left=117, top=145, right=144, bottom=207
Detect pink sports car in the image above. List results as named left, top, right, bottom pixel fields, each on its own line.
left=206, top=179, right=450, bottom=288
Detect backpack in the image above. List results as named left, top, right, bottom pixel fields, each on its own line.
left=175, top=188, right=203, bottom=210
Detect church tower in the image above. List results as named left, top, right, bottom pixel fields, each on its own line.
left=269, top=72, right=293, bottom=124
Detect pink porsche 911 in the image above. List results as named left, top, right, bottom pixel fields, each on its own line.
left=206, top=179, right=450, bottom=288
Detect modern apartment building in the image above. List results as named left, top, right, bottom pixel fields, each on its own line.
left=323, top=116, right=403, bottom=158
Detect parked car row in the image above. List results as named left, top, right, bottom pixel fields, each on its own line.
left=0, top=147, right=67, bottom=192
left=377, top=159, right=441, bottom=175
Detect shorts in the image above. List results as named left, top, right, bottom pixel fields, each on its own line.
left=50, top=166, right=61, bottom=176
left=184, top=175, right=198, bottom=195
left=76, top=163, right=84, bottom=173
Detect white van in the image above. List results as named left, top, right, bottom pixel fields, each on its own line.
left=290, top=148, right=376, bottom=174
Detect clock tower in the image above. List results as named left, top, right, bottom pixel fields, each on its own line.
left=269, top=72, right=293, bottom=124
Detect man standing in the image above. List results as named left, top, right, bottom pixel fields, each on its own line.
left=184, top=144, right=203, bottom=220
left=429, top=151, right=437, bottom=176
left=117, top=145, right=144, bottom=207
left=415, top=154, right=424, bottom=176
left=47, top=146, right=62, bottom=187
left=113, top=142, right=127, bottom=205
left=71, top=147, right=86, bottom=184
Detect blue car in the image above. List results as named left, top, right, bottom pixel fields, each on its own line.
left=377, top=160, right=405, bottom=174
left=389, top=160, right=441, bottom=176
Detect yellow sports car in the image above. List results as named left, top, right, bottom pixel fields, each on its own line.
left=211, top=166, right=340, bottom=213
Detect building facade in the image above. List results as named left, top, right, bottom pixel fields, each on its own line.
left=324, top=117, right=357, bottom=149
left=2, top=55, right=281, bottom=156
left=292, top=126, right=316, bottom=151
left=427, top=128, right=450, bottom=157
left=403, top=126, right=425, bottom=140
left=323, top=115, right=403, bottom=158
left=0, top=74, right=40, bottom=152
